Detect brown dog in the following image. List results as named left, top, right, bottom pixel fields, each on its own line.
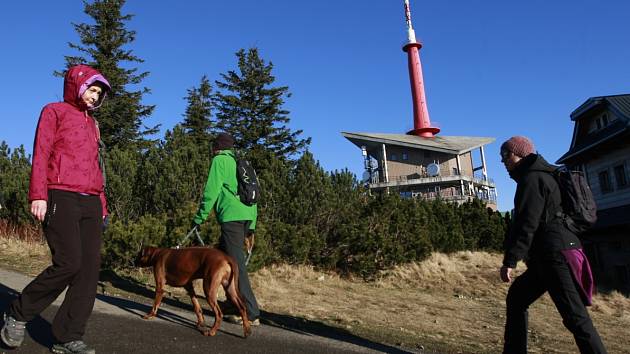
left=134, top=246, right=251, bottom=338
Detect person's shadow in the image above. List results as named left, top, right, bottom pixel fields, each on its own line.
left=0, top=283, right=56, bottom=350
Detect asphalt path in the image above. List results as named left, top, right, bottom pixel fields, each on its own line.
left=0, top=268, right=418, bottom=354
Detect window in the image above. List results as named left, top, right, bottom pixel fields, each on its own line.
left=452, top=167, right=459, bottom=175
left=599, top=170, right=612, bottom=193
left=614, top=164, right=628, bottom=188
left=390, top=154, right=398, bottom=161
left=592, top=113, right=611, bottom=132
left=402, top=152, right=408, bottom=160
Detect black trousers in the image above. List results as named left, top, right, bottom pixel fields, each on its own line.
left=218, top=221, right=260, bottom=320
left=503, top=253, right=607, bottom=354
left=9, top=190, right=102, bottom=343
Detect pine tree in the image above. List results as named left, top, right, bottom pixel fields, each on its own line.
left=213, top=48, right=311, bottom=161
left=58, top=0, right=156, bottom=149
left=136, top=125, right=211, bottom=217
left=0, top=142, right=32, bottom=225
left=182, top=75, right=214, bottom=145
left=103, top=146, right=140, bottom=222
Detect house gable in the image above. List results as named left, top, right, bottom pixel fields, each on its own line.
left=557, top=94, right=630, bottom=164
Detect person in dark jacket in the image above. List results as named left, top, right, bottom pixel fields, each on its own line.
left=1, top=65, right=110, bottom=354
left=499, top=136, right=606, bottom=354
left=191, top=132, right=260, bottom=326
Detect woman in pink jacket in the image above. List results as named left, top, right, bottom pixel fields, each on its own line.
left=1, top=65, right=110, bottom=354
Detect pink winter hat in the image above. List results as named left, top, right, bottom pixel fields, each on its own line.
left=501, top=136, right=535, bottom=157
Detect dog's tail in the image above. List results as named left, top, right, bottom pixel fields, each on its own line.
left=226, top=255, right=248, bottom=309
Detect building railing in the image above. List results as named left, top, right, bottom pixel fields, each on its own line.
left=399, top=188, right=497, bottom=203
left=365, top=171, right=497, bottom=205
left=368, top=172, right=496, bottom=188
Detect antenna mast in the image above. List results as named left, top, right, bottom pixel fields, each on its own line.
left=403, top=0, right=440, bottom=138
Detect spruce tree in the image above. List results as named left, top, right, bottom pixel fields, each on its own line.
left=136, top=125, right=211, bottom=217
left=182, top=75, right=214, bottom=145
left=58, top=0, right=156, bottom=149
left=0, top=143, right=32, bottom=225
left=213, top=48, right=311, bottom=161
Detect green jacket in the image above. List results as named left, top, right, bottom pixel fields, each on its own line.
left=193, top=150, right=257, bottom=229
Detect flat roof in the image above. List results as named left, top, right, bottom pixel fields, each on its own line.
left=341, top=132, right=495, bottom=155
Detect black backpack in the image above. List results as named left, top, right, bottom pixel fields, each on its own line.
left=551, top=167, right=598, bottom=234
left=234, top=157, right=260, bottom=206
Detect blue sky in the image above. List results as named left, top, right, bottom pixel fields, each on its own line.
left=1, top=1, right=629, bottom=211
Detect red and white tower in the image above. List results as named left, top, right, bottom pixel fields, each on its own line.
left=403, top=0, right=440, bottom=138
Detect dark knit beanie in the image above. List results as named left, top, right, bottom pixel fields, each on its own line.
left=501, top=136, right=535, bottom=157
left=213, top=133, right=234, bottom=151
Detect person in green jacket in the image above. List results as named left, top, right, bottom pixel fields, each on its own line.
left=191, top=132, right=260, bottom=325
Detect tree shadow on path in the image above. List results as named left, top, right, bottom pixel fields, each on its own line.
left=259, top=310, right=414, bottom=354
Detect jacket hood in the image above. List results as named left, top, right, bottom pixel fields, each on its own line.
left=63, top=65, right=111, bottom=110
left=509, top=153, right=557, bottom=181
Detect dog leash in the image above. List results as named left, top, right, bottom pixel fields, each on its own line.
left=244, top=233, right=254, bottom=266
left=176, top=226, right=205, bottom=248
left=245, top=248, right=252, bottom=266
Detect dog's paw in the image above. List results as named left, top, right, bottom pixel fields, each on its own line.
left=202, top=328, right=217, bottom=337
left=142, top=313, right=155, bottom=320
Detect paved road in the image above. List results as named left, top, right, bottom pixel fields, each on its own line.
left=0, top=268, right=416, bottom=354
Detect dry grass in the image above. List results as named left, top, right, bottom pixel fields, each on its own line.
left=0, top=223, right=50, bottom=276
left=2, top=234, right=629, bottom=353
left=250, top=252, right=630, bottom=354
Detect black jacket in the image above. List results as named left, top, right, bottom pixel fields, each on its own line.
left=503, top=154, right=581, bottom=268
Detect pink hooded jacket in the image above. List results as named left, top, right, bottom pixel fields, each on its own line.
left=29, top=65, right=111, bottom=216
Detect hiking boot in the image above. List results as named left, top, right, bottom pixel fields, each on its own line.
left=223, top=315, right=260, bottom=326
left=51, top=340, right=96, bottom=354
left=1, top=313, right=26, bottom=348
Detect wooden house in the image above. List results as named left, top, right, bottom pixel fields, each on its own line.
left=556, top=94, right=630, bottom=293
